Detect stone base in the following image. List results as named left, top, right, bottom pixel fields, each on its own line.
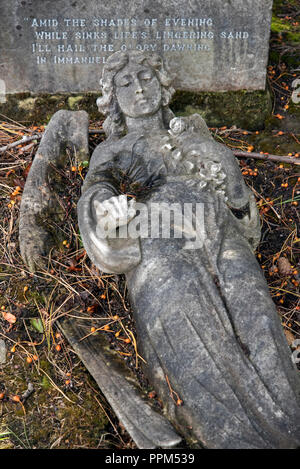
left=0, top=88, right=272, bottom=130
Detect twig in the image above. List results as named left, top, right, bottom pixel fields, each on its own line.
left=165, top=374, right=183, bottom=406
left=126, top=328, right=146, bottom=368
left=233, top=150, right=300, bottom=166
left=1, top=128, right=298, bottom=165
left=0, top=128, right=105, bottom=154
left=39, top=368, right=75, bottom=403
left=21, top=383, right=34, bottom=403
left=89, top=129, right=105, bottom=135
left=0, top=134, right=42, bottom=153
left=251, top=186, right=282, bottom=220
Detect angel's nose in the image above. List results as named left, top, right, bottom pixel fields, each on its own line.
left=134, top=78, right=143, bottom=94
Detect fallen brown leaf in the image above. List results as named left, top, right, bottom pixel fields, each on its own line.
left=2, top=312, right=17, bottom=324
left=284, top=329, right=295, bottom=346
left=277, top=257, right=292, bottom=276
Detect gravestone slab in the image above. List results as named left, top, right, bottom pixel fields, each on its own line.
left=0, top=0, right=273, bottom=94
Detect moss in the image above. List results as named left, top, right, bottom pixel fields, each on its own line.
left=0, top=439, right=14, bottom=449
left=1, top=351, right=109, bottom=448
left=271, top=6, right=300, bottom=43
left=26, top=289, right=46, bottom=305
left=0, top=92, right=100, bottom=125
left=18, top=97, right=37, bottom=112
left=269, top=49, right=299, bottom=67
left=272, top=0, right=283, bottom=14
left=271, top=15, right=292, bottom=34
left=253, top=136, right=300, bottom=155
left=170, top=89, right=272, bottom=131
left=289, top=101, right=300, bottom=119
left=270, top=1, right=300, bottom=68
left=0, top=87, right=273, bottom=130
left=41, top=375, right=51, bottom=390
left=238, top=125, right=300, bottom=155
left=55, top=392, right=108, bottom=435
left=68, top=95, right=84, bottom=110
left=264, top=106, right=300, bottom=134
left=272, top=0, right=299, bottom=14
left=69, top=92, right=99, bottom=118
left=271, top=16, right=300, bottom=44
left=0, top=423, right=14, bottom=449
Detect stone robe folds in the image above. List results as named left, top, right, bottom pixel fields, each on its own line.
left=78, top=120, right=300, bottom=449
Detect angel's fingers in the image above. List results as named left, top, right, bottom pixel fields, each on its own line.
left=127, top=207, right=137, bottom=220
left=112, top=194, right=127, bottom=210
left=94, top=200, right=109, bottom=218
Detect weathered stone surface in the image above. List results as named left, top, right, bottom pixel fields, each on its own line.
left=76, top=50, right=300, bottom=448
left=19, top=110, right=89, bottom=271
left=59, top=317, right=181, bottom=449
left=0, top=0, right=273, bottom=94
left=19, top=49, right=300, bottom=449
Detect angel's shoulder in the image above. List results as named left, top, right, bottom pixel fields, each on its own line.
left=89, top=134, right=135, bottom=170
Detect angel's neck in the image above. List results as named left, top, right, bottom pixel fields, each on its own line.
left=125, top=109, right=164, bottom=134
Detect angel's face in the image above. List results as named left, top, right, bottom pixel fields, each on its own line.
left=114, top=63, right=162, bottom=119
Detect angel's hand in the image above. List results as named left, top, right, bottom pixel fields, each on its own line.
left=94, top=195, right=137, bottom=237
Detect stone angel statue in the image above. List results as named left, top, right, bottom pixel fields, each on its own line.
left=20, top=50, right=300, bottom=449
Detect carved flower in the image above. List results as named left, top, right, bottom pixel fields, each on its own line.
left=196, top=159, right=227, bottom=200
left=169, top=117, right=186, bottom=136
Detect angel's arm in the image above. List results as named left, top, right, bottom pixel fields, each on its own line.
left=77, top=144, right=141, bottom=274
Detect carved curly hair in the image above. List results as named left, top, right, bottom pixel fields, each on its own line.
left=97, top=50, right=175, bottom=138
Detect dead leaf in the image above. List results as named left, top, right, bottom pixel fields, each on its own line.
left=23, top=163, right=32, bottom=180
left=67, top=259, right=81, bottom=272
left=284, top=329, right=295, bottom=346
left=277, top=257, right=292, bottom=276
left=2, top=312, right=17, bottom=324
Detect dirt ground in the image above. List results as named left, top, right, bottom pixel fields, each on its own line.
left=0, top=0, right=299, bottom=449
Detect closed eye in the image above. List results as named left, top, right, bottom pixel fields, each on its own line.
left=120, top=80, right=131, bottom=87
left=115, top=74, right=132, bottom=87
left=139, top=71, right=153, bottom=81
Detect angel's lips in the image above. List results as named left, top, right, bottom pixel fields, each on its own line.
left=135, top=97, right=147, bottom=105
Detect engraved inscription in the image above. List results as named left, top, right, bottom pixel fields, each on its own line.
left=24, top=15, right=250, bottom=66
left=0, top=0, right=273, bottom=93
